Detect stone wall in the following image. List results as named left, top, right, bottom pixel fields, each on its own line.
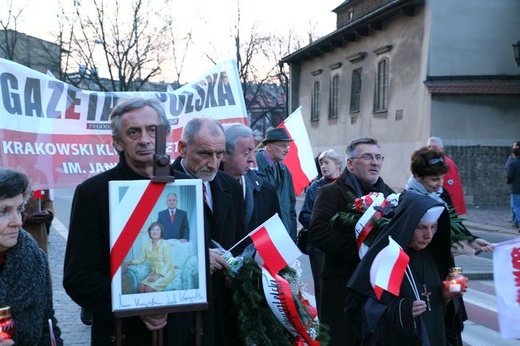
left=446, top=146, right=511, bottom=206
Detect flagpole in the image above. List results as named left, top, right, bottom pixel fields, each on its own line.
left=219, top=232, right=253, bottom=256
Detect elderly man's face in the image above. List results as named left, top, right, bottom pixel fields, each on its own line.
left=223, top=135, right=256, bottom=179
left=266, top=141, right=291, bottom=162
left=346, top=144, right=383, bottom=185
left=112, top=105, right=161, bottom=173
left=179, top=124, right=226, bottom=182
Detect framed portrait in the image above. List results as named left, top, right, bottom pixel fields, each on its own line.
left=108, top=179, right=207, bottom=316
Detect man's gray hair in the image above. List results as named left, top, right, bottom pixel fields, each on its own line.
left=427, top=136, right=444, bottom=149
left=110, top=97, right=170, bottom=140
left=181, top=116, right=225, bottom=145
left=223, top=123, right=253, bottom=155
left=346, top=137, right=379, bottom=158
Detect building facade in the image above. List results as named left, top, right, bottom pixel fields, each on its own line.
left=280, top=0, right=520, bottom=205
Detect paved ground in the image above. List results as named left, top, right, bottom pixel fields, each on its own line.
left=47, top=200, right=517, bottom=345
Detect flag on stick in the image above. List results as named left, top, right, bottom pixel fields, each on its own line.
left=278, top=107, right=318, bottom=196
left=370, top=236, right=410, bottom=300
left=249, top=214, right=302, bottom=276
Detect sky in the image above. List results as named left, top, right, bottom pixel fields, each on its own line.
left=14, top=0, right=340, bottom=83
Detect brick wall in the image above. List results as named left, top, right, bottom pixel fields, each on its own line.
left=446, top=146, right=511, bottom=206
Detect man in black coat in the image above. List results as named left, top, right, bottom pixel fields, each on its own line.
left=63, top=97, right=190, bottom=345
left=221, top=123, right=281, bottom=233
left=308, top=137, right=394, bottom=346
left=168, top=116, right=246, bottom=346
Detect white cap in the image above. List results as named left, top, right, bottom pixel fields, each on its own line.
left=420, top=206, right=444, bottom=223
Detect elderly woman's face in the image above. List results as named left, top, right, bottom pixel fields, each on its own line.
left=0, top=194, right=24, bottom=252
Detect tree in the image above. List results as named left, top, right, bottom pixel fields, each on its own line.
left=59, top=0, right=174, bottom=92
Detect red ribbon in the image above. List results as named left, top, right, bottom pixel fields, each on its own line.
left=273, top=273, right=320, bottom=346
left=110, top=181, right=166, bottom=278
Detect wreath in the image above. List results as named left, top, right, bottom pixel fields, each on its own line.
left=330, top=191, right=476, bottom=254
left=223, top=245, right=330, bottom=346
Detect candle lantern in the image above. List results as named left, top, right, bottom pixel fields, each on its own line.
left=446, top=267, right=466, bottom=293
left=0, top=306, right=15, bottom=340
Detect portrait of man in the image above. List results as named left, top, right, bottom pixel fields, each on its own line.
left=157, top=192, right=190, bottom=241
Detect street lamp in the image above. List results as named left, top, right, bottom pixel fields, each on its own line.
left=513, top=41, right=520, bottom=66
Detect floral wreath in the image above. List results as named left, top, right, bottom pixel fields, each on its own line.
left=223, top=245, right=330, bottom=346
left=330, top=191, right=476, bottom=259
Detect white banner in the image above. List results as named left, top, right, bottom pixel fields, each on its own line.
left=0, top=58, right=247, bottom=189
left=492, top=237, right=520, bottom=339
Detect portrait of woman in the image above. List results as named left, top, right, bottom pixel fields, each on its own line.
left=124, top=222, right=176, bottom=293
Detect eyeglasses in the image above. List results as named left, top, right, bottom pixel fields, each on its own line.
left=350, top=154, right=384, bottom=162
left=428, top=157, right=444, bottom=166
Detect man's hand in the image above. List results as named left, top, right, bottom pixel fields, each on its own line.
left=25, top=210, right=53, bottom=224
left=140, top=314, right=167, bottom=331
left=474, top=238, right=493, bottom=253
left=209, top=248, right=230, bottom=275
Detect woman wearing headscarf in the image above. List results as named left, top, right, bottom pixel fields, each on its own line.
left=346, top=191, right=465, bottom=345
left=0, top=168, right=63, bottom=345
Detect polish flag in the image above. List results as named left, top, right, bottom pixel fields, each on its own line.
left=33, top=190, right=46, bottom=199
left=249, top=214, right=302, bottom=276
left=278, top=107, right=318, bottom=196
left=370, top=236, right=410, bottom=300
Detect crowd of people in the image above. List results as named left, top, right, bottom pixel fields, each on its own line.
left=1, top=94, right=514, bottom=345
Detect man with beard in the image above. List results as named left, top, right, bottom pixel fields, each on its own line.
left=169, top=116, right=245, bottom=346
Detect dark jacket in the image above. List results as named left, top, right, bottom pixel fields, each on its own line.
left=255, top=150, right=297, bottom=240
left=168, top=157, right=245, bottom=346
left=308, top=168, right=393, bottom=346
left=1, top=230, right=63, bottom=346
left=507, top=157, right=520, bottom=194
left=243, top=169, right=281, bottom=233
left=63, top=156, right=191, bottom=345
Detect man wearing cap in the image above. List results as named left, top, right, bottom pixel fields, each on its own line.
left=255, top=128, right=297, bottom=241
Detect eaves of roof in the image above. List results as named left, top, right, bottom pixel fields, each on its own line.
left=424, top=77, right=520, bottom=95
left=280, top=0, right=423, bottom=66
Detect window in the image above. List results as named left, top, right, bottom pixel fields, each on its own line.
left=329, top=75, right=340, bottom=119
left=374, top=58, right=389, bottom=112
left=311, top=81, right=320, bottom=121
left=350, top=68, right=362, bottom=113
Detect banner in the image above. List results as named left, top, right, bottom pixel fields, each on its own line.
left=279, top=106, right=318, bottom=196
left=493, top=237, right=520, bottom=338
left=0, top=58, right=247, bottom=189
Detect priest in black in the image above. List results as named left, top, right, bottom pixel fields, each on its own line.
left=346, top=191, right=466, bottom=345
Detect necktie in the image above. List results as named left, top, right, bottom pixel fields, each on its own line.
left=170, top=210, right=174, bottom=223
left=202, top=183, right=208, bottom=205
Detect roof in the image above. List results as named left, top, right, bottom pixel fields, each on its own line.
left=424, top=77, right=520, bottom=95
left=280, top=0, right=423, bottom=65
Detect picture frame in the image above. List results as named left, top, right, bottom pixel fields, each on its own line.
left=108, top=179, right=207, bottom=317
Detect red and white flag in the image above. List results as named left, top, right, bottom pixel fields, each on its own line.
left=250, top=214, right=302, bottom=276
left=493, top=237, right=520, bottom=339
left=278, top=107, right=318, bottom=196
left=370, top=236, right=410, bottom=300
left=33, top=189, right=46, bottom=199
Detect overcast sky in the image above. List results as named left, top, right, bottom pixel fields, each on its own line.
left=17, top=0, right=339, bottom=83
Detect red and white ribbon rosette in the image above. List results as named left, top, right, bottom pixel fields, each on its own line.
left=354, top=192, right=400, bottom=259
